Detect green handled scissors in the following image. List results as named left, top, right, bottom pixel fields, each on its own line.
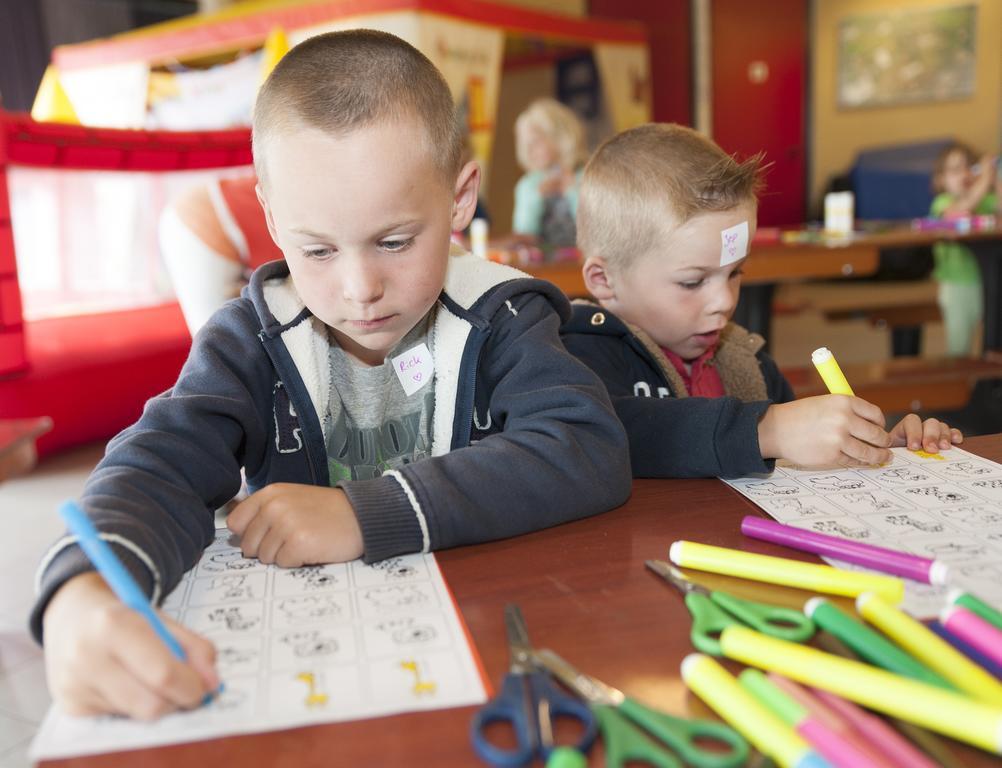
left=534, top=648, right=748, bottom=768
left=645, top=559, right=815, bottom=656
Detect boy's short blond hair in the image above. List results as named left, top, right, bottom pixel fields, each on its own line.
left=253, top=29, right=462, bottom=185
left=578, top=123, right=763, bottom=269
left=515, top=98, right=587, bottom=172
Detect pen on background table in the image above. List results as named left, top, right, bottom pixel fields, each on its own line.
left=58, top=499, right=221, bottom=703
left=668, top=541, right=904, bottom=603
left=856, top=592, right=1002, bottom=705
left=719, top=625, right=1002, bottom=754
left=741, top=517, right=949, bottom=586
left=804, top=598, right=953, bottom=690
left=811, top=347, right=853, bottom=396
left=738, top=669, right=884, bottom=768
left=681, top=654, right=831, bottom=768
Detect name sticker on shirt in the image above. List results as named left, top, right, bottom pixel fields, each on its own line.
left=392, top=343, right=434, bottom=397
left=720, top=220, right=749, bottom=267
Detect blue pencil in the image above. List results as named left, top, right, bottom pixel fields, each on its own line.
left=929, top=620, right=1002, bottom=680
left=59, top=500, right=218, bottom=701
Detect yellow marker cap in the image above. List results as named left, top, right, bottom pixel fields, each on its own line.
left=856, top=592, right=1002, bottom=706
left=719, top=625, right=1002, bottom=754
left=811, top=347, right=854, bottom=396
left=669, top=540, right=904, bottom=603
left=681, top=654, right=811, bottom=768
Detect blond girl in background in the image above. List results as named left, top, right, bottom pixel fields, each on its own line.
left=511, top=98, right=587, bottom=248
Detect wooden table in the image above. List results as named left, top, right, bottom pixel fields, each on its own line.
left=46, top=435, right=1002, bottom=767
left=524, top=226, right=1002, bottom=355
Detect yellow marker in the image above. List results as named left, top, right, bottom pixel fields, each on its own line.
left=681, top=654, right=818, bottom=768
left=912, top=449, right=945, bottom=460
left=811, top=347, right=854, bottom=396
left=856, top=592, right=1002, bottom=705
left=719, top=625, right=1002, bottom=754
left=669, top=540, right=904, bottom=603
left=296, top=672, right=329, bottom=708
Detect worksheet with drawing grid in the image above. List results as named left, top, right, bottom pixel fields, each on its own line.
left=723, top=446, right=1002, bottom=618
left=30, top=537, right=487, bottom=760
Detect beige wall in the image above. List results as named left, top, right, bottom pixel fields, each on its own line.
left=811, top=0, right=1001, bottom=212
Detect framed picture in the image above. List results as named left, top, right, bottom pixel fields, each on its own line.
left=838, top=4, right=977, bottom=109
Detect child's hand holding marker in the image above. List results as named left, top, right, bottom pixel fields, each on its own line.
left=757, top=393, right=893, bottom=468
left=43, top=572, right=219, bottom=720
left=758, top=347, right=962, bottom=469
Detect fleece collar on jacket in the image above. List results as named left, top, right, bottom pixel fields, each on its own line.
left=247, top=248, right=542, bottom=455
left=570, top=299, right=768, bottom=402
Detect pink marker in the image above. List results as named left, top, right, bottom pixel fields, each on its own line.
left=941, top=605, right=1002, bottom=670
left=811, top=688, right=939, bottom=768
left=767, top=674, right=895, bottom=768
left=741, top=516, right=949, bottom=584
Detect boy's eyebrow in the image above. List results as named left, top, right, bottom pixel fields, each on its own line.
left=289, top=226, right=333, bottom=240
left=288, top=220, right=422, bottom=240
left=674, top=256, right=749, bottom=274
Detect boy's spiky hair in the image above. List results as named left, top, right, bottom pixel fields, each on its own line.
left=578, top=123, right=763, bottom=269
left=253, top=29, right=463, bottom=185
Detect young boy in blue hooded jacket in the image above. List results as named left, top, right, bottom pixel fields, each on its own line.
left=34, top=30, right=630, bottom=720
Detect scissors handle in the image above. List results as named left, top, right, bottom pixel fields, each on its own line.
left=616, top=697, right=749, bottom=768
left=470, top=673, right=536, bottom=767
left=594, top=703, right=683, bottom=768
left=530, top=672, right=599, bottom=757
left=710, top=590, right=815, bottom=645
left=684, top=591, right=741, bottom=656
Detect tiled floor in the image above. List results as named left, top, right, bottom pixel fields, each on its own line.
left=0, top=443, right=104, bottom=768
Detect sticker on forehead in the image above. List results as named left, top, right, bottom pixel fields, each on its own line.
left=720, top=221, right=749, bottom=267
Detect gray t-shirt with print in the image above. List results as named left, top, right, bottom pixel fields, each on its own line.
left=325, top=312, right=435, bottom=483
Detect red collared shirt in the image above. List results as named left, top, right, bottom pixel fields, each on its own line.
left=661, top=345, right=725, bottom=398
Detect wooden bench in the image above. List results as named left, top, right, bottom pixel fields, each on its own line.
left=783, top=356, right=1002, bottom=413
left=782, top=280, right=941, bottom=357
left=825, top=302, right=941, bottom=357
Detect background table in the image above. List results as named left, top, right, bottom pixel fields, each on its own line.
left=524, top=226, right=1002, bottom=355
left=44, top=435, right=1002, bottom=767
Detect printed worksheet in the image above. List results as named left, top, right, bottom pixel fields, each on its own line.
left=723, top=446, right=1002, bottom=618
left=31, top=534, right=487, bottom=760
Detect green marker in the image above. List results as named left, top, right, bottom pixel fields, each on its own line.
left=738, top=670, right=805, bottom=726
left=805, top=598, right=954, bottom=690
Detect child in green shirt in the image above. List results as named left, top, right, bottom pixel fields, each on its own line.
left=930, top=142, right=1001, bottom=356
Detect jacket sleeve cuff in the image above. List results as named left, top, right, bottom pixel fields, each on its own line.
left=716, top=399, right=774, bottom=478
left=339, top=472, right=426, bottom=563
left=29, top=541, right=157, bottom=645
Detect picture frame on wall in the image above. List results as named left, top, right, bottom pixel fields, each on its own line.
left=837, top=3, right=977, bottom=109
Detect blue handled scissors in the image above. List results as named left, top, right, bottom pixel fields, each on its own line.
left=646, top=559, right=815, bottom=656
left=534, top=648, right=748, bottom=768
left=471, top=604, right=598, bottom=767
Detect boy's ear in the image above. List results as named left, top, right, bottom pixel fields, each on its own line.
left=582, top=255, right=617, bottom=302
left=255, top=182, right=282, bottom=248
left=451, top=160, right=481, bottom=232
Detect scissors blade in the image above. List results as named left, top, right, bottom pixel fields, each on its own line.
left=645, top=559, right=708, bottom=596
left=533, top=649, right=624, bottom=707
left=504, top=604, right=535, bottom=673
